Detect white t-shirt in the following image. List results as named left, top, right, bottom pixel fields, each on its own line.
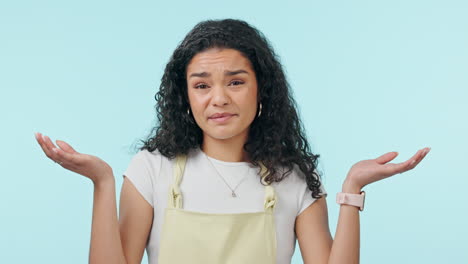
left=123, top=146, right=327, bottom=264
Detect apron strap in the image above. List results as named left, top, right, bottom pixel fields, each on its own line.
left=167, top=154, right=188, bottom=209
left=168, top=154, right=277, bottom=213
left=259, top=162, right=277, bottom=214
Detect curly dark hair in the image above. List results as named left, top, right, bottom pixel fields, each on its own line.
left=136, top=18, right=324, bottom=199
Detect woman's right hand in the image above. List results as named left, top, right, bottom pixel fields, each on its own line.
left=35, top=132, right=114, bottom=186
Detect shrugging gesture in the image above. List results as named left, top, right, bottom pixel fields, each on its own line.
left=342, top=147, right=431, bottom=192
left=34, top=132, right=114, bottom=186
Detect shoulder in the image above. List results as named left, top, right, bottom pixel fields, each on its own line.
left=270, top=164, right=311, bottom=201
left=134, top=148, right=162, bottom=159
left=287, top=163, right=325, bottom=194
left=275, top=164, right=326, bottom=215
left=126, top=148, right=172, bottom=177
left=274, top=163, right=318, bottom=186
left=132, top=148, right=167, bottom=164
left=132, top=147, right=205, bottom=169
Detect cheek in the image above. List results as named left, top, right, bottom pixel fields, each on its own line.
left=238, top=98, right=258, bottom=121
left=188, top=90, right=200, bottom=107
left=188, top=92, right=208, bottom=118
left=246, top=88, right=259, bottom=113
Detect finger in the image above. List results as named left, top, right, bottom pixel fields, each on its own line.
left=374, top=151, right=399, bottom=165
left=406, top=147, right=431, bottom=170
left=35, top=132, right=50, bottom=155
left=55, top=140, right=79, bottom=154
left=403, top=148, right=427, bottom=169
left=52, top=147, right=79, bottom=166
left=37, top=133, right=59, bottom=161
left=390, top=148, right=430, bottom=174
left=422, top=147, right=431, bottom=158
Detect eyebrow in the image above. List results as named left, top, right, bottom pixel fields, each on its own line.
left=188, top=69, right=249, bottom=79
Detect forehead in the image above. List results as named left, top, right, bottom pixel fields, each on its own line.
left=186, top=48, right=253, bottom=73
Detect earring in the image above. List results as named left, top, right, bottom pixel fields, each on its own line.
left=257, top=102, right=262, bottom=118
left=186, top=107, right=195, bottom=124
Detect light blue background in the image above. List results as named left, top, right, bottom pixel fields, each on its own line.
left=1, top=0, right=467, bottom=263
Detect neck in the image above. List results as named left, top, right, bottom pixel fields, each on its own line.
left=201, top=133, right=250, bottom=163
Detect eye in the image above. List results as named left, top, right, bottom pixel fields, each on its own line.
left=194, top=83, right=209, bottom=89
left=229, top=80, right=245, bottom=86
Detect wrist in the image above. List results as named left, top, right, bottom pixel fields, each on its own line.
left=93, top=173, right=115, bottom=190
left=342, top=179, right=362, bottom=194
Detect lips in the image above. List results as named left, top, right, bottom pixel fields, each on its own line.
left=208, top=112, right=237, bottom=124
left=209, top=112, right=235, bottom=119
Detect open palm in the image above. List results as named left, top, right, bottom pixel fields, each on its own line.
left=35, top=132, right=113, bottom=185
left=345, top=147, right=431, bottom=190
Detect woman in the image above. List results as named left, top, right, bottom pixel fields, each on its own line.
left=35, top=19, right=430, bottom=264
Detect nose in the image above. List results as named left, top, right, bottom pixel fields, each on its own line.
left=210, top=85, right=230, bottom=107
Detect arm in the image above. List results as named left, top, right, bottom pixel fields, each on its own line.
left=296, top=148, right=430, bottom=264
left=327, top=182, right=362, bottom=264
left=89, top=176, right=154, bottom=264
left=295, top=196, right=333, bottom=264
left=295, top=186, right=360, bottom=264
left=119, top=176, right=154, bottom=264
left=89, top=177, right=127, bottom=264
left=34, top=133, right=154, bottom=264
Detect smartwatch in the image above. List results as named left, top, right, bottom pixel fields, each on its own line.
left=336, top=191, right=366, bottom=211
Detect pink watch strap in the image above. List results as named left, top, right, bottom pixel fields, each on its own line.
left=336, top=191, right=366, bottom=211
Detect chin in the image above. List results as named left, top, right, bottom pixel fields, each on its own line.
left=202, top=126, right=247, bottom=141
left=198, top=118, right=252, bottom=141
left=206, top=131, right=238, bottom=140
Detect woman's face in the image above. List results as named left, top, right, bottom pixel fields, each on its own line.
left=186, top=47, right=258, bottom=142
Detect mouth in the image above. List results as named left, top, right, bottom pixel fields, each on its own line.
left=208, top=114, right=237, bottom=123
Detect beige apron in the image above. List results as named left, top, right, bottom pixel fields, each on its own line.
left=157, top=154, right=278, bottom=264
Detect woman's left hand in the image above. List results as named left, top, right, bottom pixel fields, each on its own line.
left=342, top=147, right=431, bottom=192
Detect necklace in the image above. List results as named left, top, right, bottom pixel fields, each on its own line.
left=204, top=153, right=251, bottom=198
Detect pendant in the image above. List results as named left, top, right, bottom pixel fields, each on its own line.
left=232, top=191, right=237, bottom=197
